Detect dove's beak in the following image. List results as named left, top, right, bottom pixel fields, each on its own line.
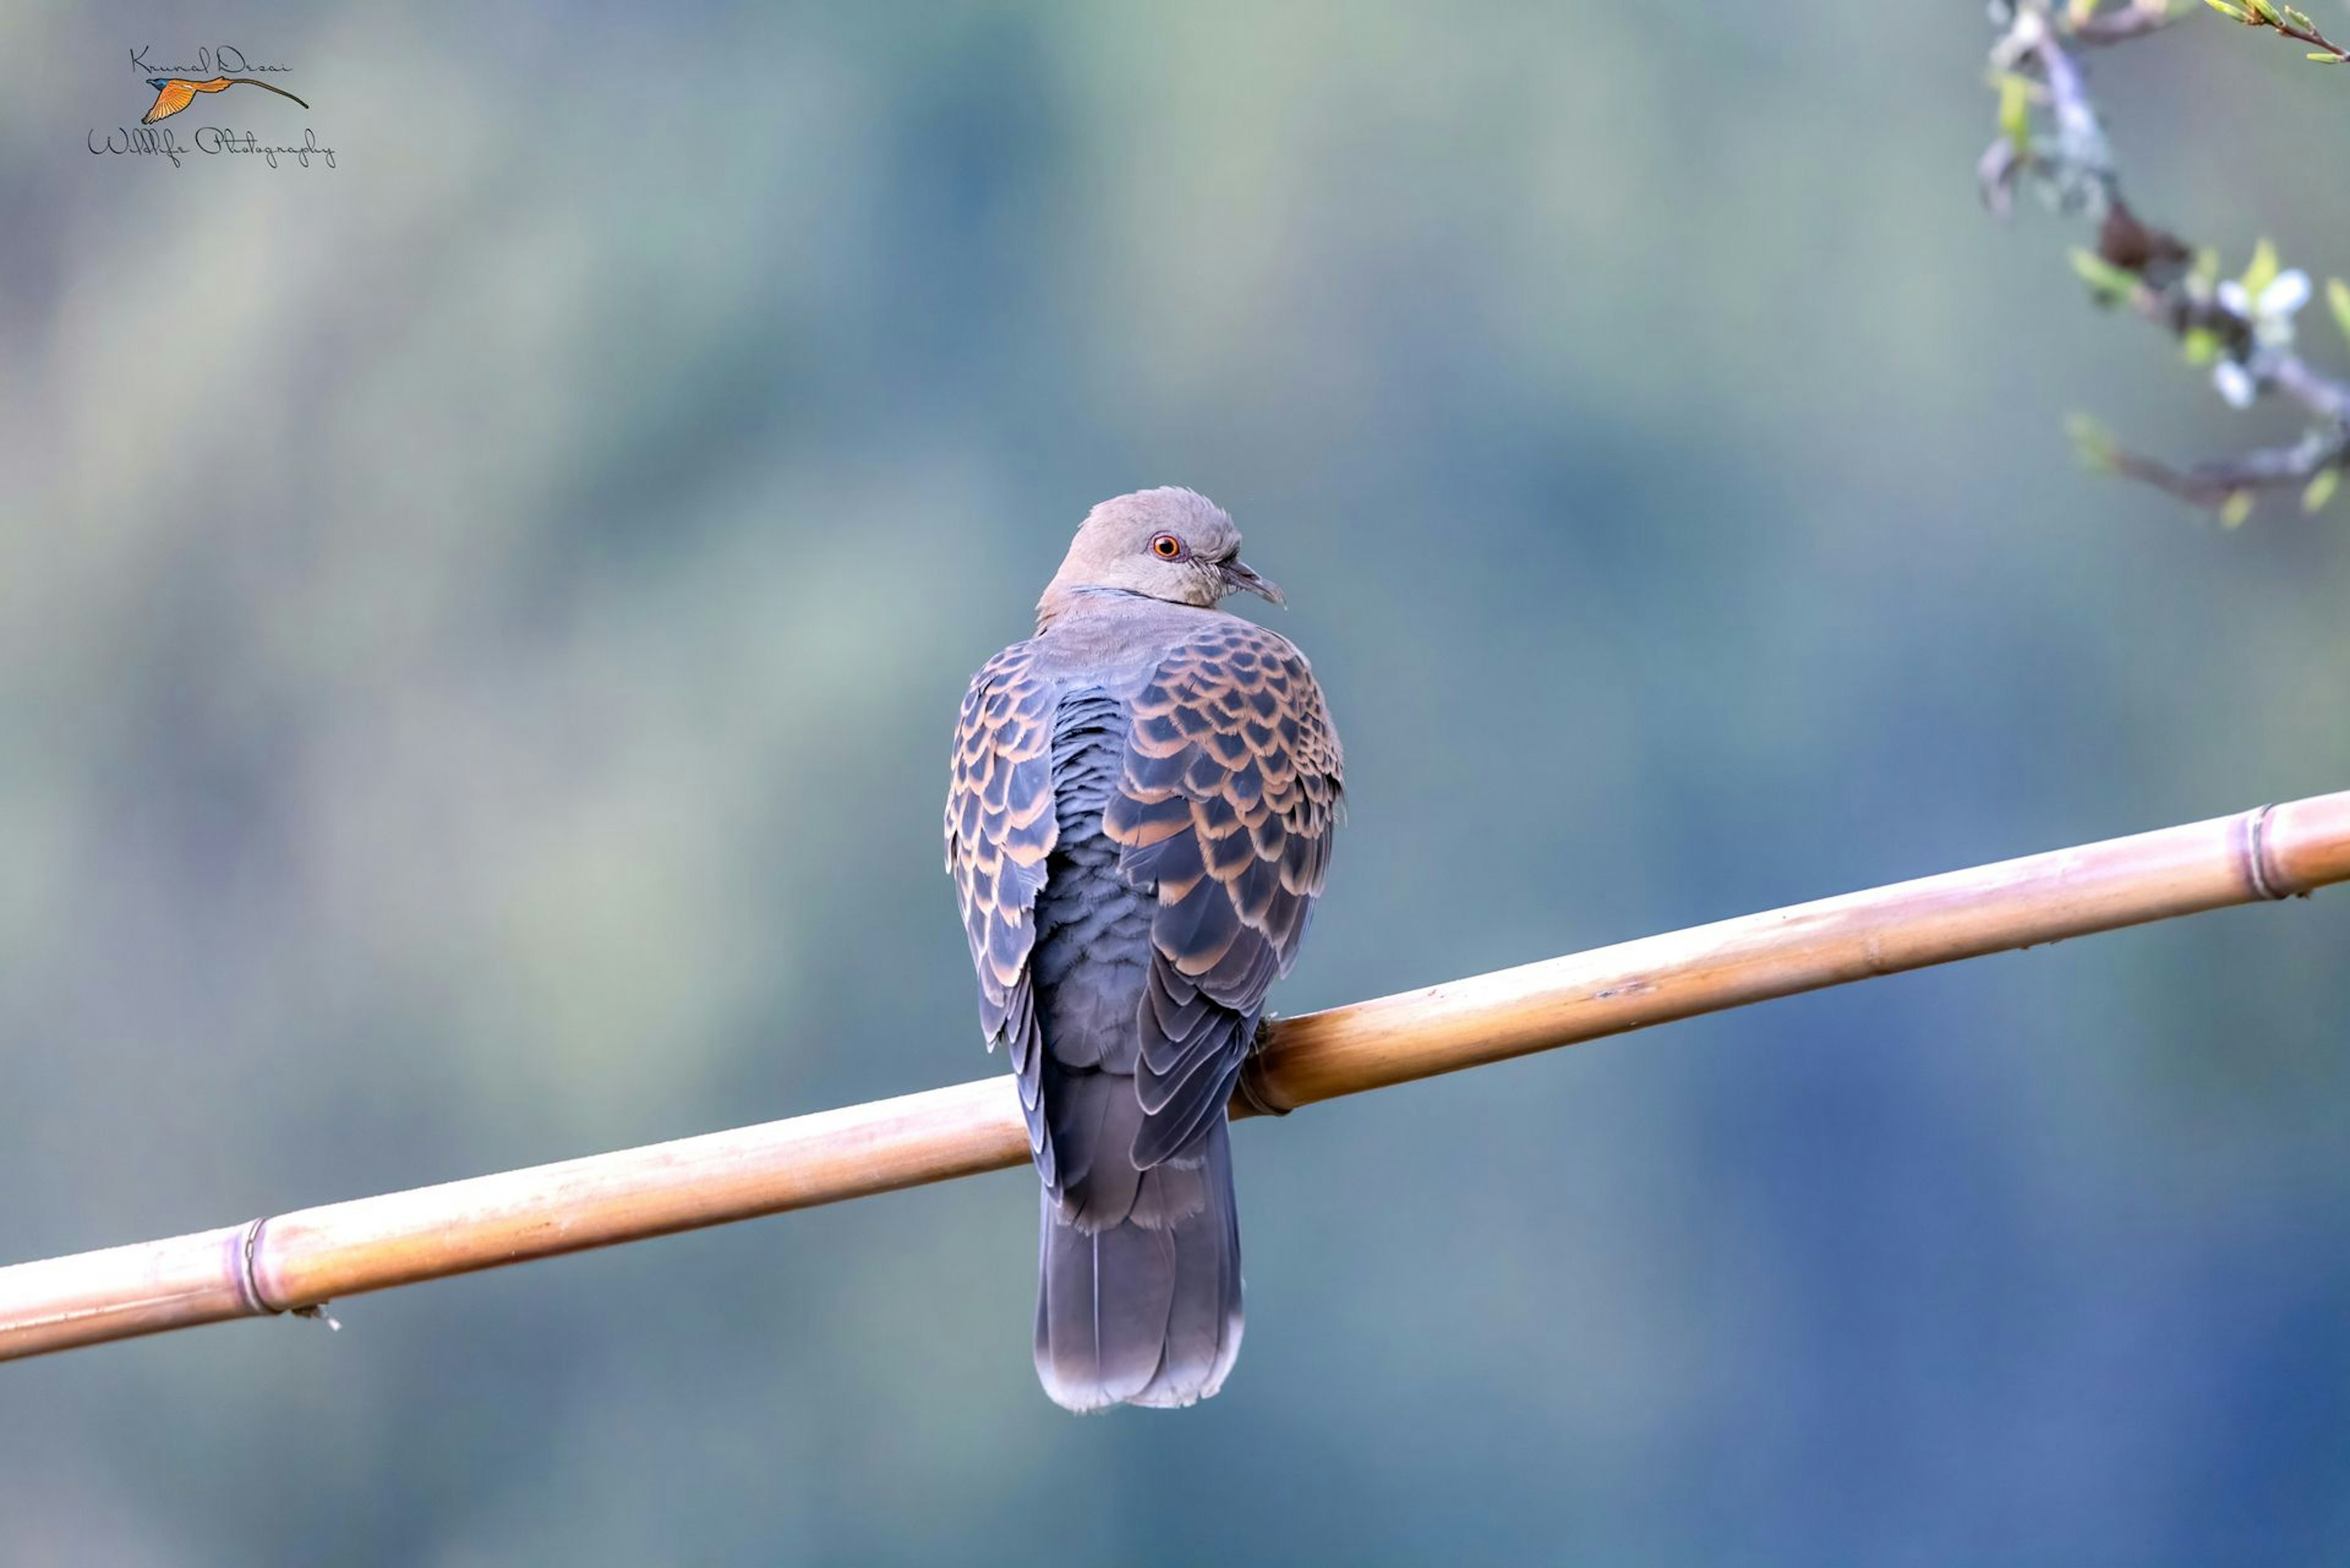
left=1222, top=558, right=1285, bottom=608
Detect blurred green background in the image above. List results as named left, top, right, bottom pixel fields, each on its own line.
left=6, top=2, right=2350, bottom=1561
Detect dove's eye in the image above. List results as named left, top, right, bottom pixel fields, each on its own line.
left=1151, top=533, right=1185, bottom=560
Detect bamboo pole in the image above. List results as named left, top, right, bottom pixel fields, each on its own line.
left=4, top=791, right=2346, bottom=1364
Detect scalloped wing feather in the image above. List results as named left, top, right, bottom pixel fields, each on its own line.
left=1105, top=619, right=1341, bottom=1166
left=944, top=641, right=1062, bottom=1179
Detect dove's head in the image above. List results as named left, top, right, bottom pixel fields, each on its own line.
left=1037, top=487, right=1281, bottom=626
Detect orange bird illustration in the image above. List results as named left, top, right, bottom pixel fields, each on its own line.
left=141, top=77, right=309, bottom=125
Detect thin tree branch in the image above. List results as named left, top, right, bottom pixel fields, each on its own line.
left=2108, top=428, right=2350, bottom=506
left=1984, top=0, right=2350, bottom=517
left=2073, top=0, right=2189, bottom=45
left=2203, top=0, right=2350, bottom=62
left=2, top=791, right=2346, bottom=1364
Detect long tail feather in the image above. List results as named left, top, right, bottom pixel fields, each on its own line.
left=1034, top=1114, right=1242, bottom=1412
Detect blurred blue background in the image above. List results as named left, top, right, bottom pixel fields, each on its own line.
left=5, top=2, right=2349, bottom=1561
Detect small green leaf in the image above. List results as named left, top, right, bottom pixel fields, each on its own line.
left=2285, top=5, right=2315, bottom=26
left=2302, top=466, right=2340, bottom=512
left=2203, top=0, right=2248, bottom=17
left=2326, top=277, right=2350, bottom=346
left=2241, top=238, right=2280, bottom=301
left=1998, top=74, right=2032, bottom=152
left=2247, top=0, right=2283, bottom=22
left=2307, top=50, right=2344, bottom=61
left=2220, top=491, right=2255, bottom=529
left=2072, top=247, right=2142, bottom=302
left=2067, top=413, right=2120, bottom=474
left=2182, top=327, right=2220, bottom=365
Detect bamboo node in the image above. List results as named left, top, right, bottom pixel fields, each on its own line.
left=235, top=1217, right=283, bottom=1318
left=2244, top=803, right=2286, bottom=901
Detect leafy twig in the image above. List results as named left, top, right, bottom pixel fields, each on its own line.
left=1983, top=0, right=2350, bottom=522
left=2073, top=415, right=2348, bottom=525
left=2201, top=0, right=2350, bottom=63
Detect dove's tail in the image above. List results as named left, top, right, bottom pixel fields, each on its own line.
left=1033, top=1110, right=1242, bottom=1413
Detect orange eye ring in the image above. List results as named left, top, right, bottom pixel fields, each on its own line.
left=1151, top=533, right=1185, bottom=560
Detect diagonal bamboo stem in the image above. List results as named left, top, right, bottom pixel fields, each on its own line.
left=4, top=791, right=2347, bottom=1364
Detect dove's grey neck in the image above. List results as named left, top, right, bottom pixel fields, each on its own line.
left=1028, top=589, right=1238, bottom=694
left=1035, top=583, right=1154, bottom=633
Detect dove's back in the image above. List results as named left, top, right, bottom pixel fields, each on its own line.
left=1028, top=662, right=1242, bottom=1409
left=948, top=584, right=1341, bottom=1411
